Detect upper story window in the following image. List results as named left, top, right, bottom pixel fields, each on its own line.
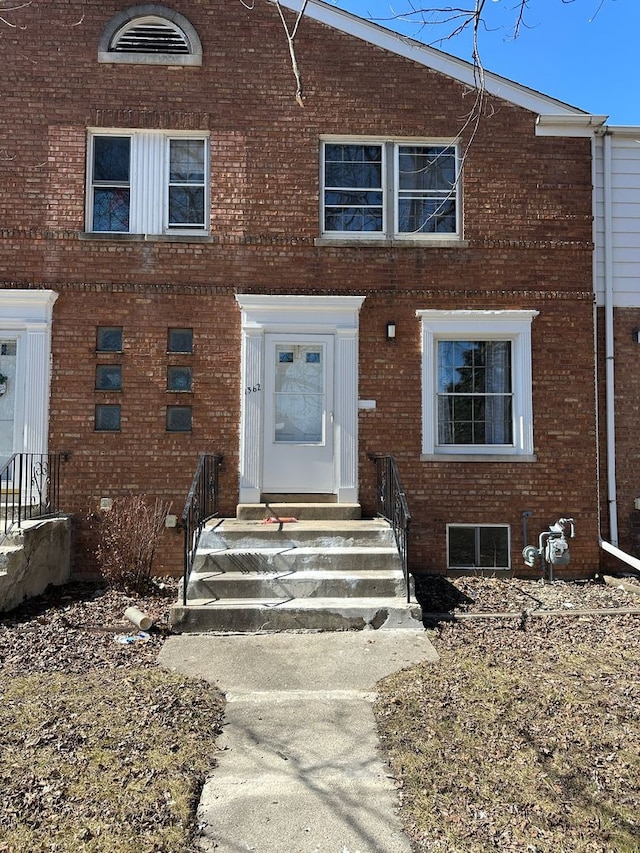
left=98, top=5, right=202, bottom=66
left=418, top=310, right=538, bottom=460
left=87, top=130, right=209, bottom=236
left=321, top=138, right=460, bottom=241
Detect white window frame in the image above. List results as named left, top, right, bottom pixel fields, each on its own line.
left=320, top=136, right=461, bottom=242
left=447, top=523, right=511, bottom=571
left=86, top=129, right=210, bottom=237
left=417, top=309, right=538, bottom=460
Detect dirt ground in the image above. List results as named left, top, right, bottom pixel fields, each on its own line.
left=377, top=574, right=640, bottom=853
left=0, top=573, right=638, bottom=852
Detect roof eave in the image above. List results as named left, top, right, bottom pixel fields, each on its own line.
left=274, top=0, right=589, bottom=117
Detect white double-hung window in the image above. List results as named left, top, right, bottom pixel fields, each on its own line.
left=321, top=138, right=460, bottom=240
left=87, top=130, right=209, bottom=235
left=418, top=310, right=538, bottom=459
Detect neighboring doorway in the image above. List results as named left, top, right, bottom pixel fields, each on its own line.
left=0, top=338, right=17, bottom=469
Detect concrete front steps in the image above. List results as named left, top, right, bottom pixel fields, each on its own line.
left=169, top=505, right=422, bottom=633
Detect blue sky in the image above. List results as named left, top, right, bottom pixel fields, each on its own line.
left=328, top=0, right=639, bottom=125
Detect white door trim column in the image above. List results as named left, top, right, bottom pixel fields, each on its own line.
left=0, top=290, right=58, bottom=455
left=236, top=294, right=364, bottom=504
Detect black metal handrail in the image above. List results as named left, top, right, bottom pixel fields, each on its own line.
left=1, top=451, right=70, bottom=538
left=182, top=453, right=223, bottom=605
left=369, top=453, right=412, bottom=602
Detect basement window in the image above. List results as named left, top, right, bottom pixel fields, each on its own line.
left=98, top=6, right=203, bottom=66
left=447, top=525, right=510, bottom=571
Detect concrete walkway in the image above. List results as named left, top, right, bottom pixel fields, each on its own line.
left=158, top=630, right=439, bottom=853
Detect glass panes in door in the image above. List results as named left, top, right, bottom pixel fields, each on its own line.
left=0, top=339, right=17, bottom=465
left=274, top=344, right=324, bottom=443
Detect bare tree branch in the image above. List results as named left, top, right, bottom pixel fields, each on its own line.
left=0, top=0, right=31, bottom=29
left=274, top=0, right=309, bottom=106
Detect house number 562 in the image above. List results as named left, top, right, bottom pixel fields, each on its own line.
left=246, top=383, right=261, bottom=394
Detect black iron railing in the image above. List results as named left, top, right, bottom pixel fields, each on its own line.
left=369, top=454, right=412, bottom=602
left=182, top=453, right=223, bottom=605
left=1, top=452, right=70, bottom=538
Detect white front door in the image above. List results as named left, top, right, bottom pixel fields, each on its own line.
left=262, top=334, right=334, bottom=493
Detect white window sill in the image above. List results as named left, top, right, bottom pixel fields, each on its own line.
left=421, top=453, right=538, bottom=463
left=79, top=232, right=213, bottom=243
left=315, top=237, right=468, bottom=249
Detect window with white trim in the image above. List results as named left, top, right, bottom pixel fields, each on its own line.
left=321, top=139, right=459, bottom=239
left=447, top=524, right=510, bottom=571
left=87, top=131, right=209, bottom=235
left=418, top=310, right=538, bottom=457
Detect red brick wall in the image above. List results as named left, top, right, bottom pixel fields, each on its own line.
left=0, top=0, right=599, bottom=577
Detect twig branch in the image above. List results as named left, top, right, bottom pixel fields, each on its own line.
left=274, top=0, right=309, bottom=107
left=0, top=0, right=31, bottom=29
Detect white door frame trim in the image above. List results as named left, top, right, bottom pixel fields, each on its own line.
left=235, top=294, right=365, bottom=503
left=0, top=289, right=58, bottom=456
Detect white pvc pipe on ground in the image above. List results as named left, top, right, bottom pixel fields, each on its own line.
left=124, top=606, right=153, bottom=631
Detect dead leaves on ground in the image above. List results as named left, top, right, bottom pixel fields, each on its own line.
left=0, top=581, right=224, bottom=853
left=376, top=587, right=640, bottom=853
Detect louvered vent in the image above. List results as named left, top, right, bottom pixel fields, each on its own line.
left=111, top=20, right=190, bottom=54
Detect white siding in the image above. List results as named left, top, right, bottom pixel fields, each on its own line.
left=595, top=132, right=640, bottom=307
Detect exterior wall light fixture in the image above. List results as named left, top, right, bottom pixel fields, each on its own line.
left=386, top=321, right=396, bottom=340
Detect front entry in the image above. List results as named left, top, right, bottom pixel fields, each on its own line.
left=263, top=334, right=334, bottom=493
left=236, top=295, right=364, bottom=505
left=0, top=290, right=58, bottom=469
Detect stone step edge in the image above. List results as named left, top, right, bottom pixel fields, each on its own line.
left=236, top=503, right=362, bottom=521
left=189, top=568, right=406, bottom=580
left=195, top=546, right=400, bottom=557
left=205, top=519, right=392, bottom=532
left=180, top=596, right=416, bottom=609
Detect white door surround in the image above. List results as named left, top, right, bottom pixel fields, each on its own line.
left=0, top=289, right=58, bottom=462
left=236, top=294, right=364, bottom=504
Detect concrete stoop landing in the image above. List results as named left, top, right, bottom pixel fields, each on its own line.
left=169, top=503, right=422, bottom=633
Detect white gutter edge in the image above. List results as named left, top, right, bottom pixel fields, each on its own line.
left=603, top=132, right=618, bottom=547
left=535, top=114, right=608, bottom=137
left=600, top=539, right=640, bottom=573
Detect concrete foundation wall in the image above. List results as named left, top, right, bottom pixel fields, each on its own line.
left=0, top=517, right=72, bottom=613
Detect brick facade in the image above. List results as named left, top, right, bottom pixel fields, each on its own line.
left=0, top=0, right=601, bottom=577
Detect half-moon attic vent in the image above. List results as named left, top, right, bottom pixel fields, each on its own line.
left=111, top=18, right=190, bottom=54
left=98, top=6, right=202, bottom=66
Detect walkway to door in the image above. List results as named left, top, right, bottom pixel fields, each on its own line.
left=158, top=630, right=439, bottom=853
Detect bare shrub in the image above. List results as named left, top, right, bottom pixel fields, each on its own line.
left=91, top=495, right=171, bottom=591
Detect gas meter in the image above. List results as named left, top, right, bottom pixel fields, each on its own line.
left=522, top=517, right=575, bottom=581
